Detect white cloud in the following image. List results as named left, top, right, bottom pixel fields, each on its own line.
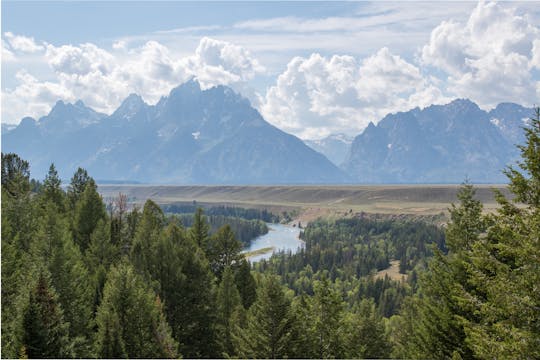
left=4, top=32, right=44, bottom=53
left=1, top=70, right=73, bottom=123
left=532, top=39, right=540, bottom=69
left=421, top=1, right=540, bottom=107
left=183, top=37, right=265, bottom=89
left=262, top=49, right=447, bottom=140
left=112, top=40, right=127, bottom=50
left=2, top=37, right=265, bottom=123
left=2, top=39, right=16, bottom=62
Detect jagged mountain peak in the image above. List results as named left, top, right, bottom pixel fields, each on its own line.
left=343, top=98, right=533, bottom=183
left=2, top=79, right=345, bottom=184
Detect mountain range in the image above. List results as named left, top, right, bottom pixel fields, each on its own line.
left=1, top=80, right=534, bottom=184
left=343, top=99, right=531, bottom=183
left=1, top=80, right=346, bottom=184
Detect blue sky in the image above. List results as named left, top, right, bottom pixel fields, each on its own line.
left=2, top=1, right=540, bottom=139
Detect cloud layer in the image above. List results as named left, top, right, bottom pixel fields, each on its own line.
left=2, top=1, right=539, bottom=140
left=2, top=37, right=264, bottom=122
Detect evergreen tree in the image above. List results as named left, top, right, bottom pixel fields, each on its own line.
left=233, top=275, right=295, bottom=358
left=460, top=107, right=540, bottom=358
left=95, top=262, right=178, bottom=358
left=207, top=224, right=243, bottom=277
left=189, top=207, right=210, bottom=249
left=393, top=184, right=483, bottom=358
left=217, top=266, right=242, bottom=356
left=20, top=271, right=69, bottom=359
left=348, top=298, right=391, bottom=358
left=234, top=259, right=257, bottom=309
left=67, top=167, right=92, bottom=210
left=42, top=163, right=65, bottom=212
left=310, top=276, right=348, bottom=358
left=130, top=199, right=165, bottom=278
left=1, top=152, right=30, bottom=198
left=172, top=239, right=220, bottom=358
left=73, top=179, right=106, bottom=251
left=31, top=201, right=94, bottom=356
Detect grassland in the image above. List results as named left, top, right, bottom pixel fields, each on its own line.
left=98, top=184, right=510, bottom=219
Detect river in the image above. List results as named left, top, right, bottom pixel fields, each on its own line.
left=244, top=223, right=304, bottom=262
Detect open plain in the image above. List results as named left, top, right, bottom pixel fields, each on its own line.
left=98, top=184, right=511, bottom=218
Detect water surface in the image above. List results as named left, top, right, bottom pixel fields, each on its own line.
left=245, top=223, right=303, bottom=262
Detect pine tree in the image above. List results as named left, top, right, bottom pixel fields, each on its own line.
left=95, top=262, right=178, bottom=358
left=20, top=271, right=69, bottom=359
left=73, top=179, right=106, bottom=251
left=310, top=276, right=348, bottom=358
left=172, top=239, right=220, bottom=358
left=1, top=152, right=30, bottom=198
left=42, top=163, right=65, bottom=212
left=233, top=275, right=295, bottom=358
left=217, top=266, right=242, bottom=356
left=393, top=184, right=483, bottom=358
left=189, top=207, right=210, bottom=249
left=234, top=259, right=257, bottom=309
left=348, top=298, right=391, bottom=358
left=130, top=199, right=165, bottom=277
left=207, top=224, right=243, bottom=277
left=67, top=167, right=92, bottom=210
left=31, top=202, right=94, bottom=356
left=460, top=107, right=540, bottom=358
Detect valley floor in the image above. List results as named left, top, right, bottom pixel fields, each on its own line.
left=98, top=184, right=511, bottom=217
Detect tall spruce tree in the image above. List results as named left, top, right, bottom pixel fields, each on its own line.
left=217, top=266, right=242, bottom=356
left=234, top=259, right=257, bottom=309
left=19, top=271, right=69, bottom=359
left=67, top=167, right=92, bottom=210
left=207, top=224, right=243, bottom=277
left=459, top=107, right=540, bottom=358
left=233, top=275, right=295, bottom=358
left=95, top=262, right=178, bottom=358
left=189, top=207, right=210, bottom=249
left=73, top=179, right=106, bottom=251
left=42, top=164, right=65, bottom=212
left=130, top=199, right=165, bottom=277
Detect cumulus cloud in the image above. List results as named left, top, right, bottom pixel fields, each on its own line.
left=421, top=1, right=540, bottom=107
left=262, top=49, right=447, bottom=139
left=4, top=32, right=44, bottom=53
left=2, top=37, right=265, bottom=123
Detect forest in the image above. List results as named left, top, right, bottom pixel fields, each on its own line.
left=1, top=109, right=539, bottom=359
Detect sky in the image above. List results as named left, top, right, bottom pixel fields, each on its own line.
left=2, top=1, right=540, bottom=139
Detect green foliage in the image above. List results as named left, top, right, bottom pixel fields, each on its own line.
left=348, top=298, right=391, bottom=358
left=20, top=271, right=69, bottom=359
left=163, top=203, right=279, bottom=222
left=178, top=213, right=268, bottom=245
left=207, top=224, right=243, bottom=277
left=42, top=163, right=66, bottom=212
left=1, top=152, right=30, bottom=197
left=234, top=259, right=257, bottom=309
left=233, top=275, right=296, bottom=359
left=67, top=167, right=92, bottom=210
left=73, top=179, right=106, bottom=251
left=217, top=266, right=242, bottom=356
left=31, top=201, right=94, bottom=356
left=95, top=262, right=178, bottom=358
left=393, top=108, right=540, bottom=359
left=130, top=199, right=165, bottom=276
left=189, top=207, right=210, bottom=248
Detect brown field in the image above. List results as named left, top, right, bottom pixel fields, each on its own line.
left=374, top=260, right=408, bottom=282
left=98, top=184, right=511, bottom=221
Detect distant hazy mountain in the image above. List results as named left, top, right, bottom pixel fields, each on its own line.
left=342, top=99, right=533, bottom=183
left=305, top=133, right=353, bottom=166
left=2, top=80, right=347, bottom=184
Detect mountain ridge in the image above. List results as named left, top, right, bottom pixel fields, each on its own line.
left=2, top=80, right=348, bottom=184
